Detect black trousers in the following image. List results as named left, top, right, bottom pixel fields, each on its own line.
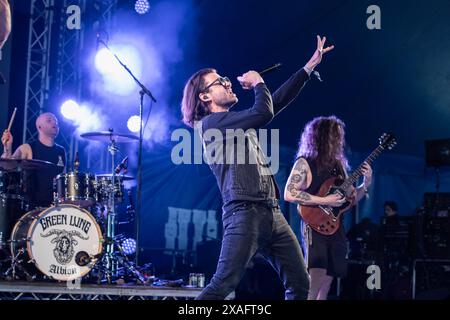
left=196, top=201, right=310, bottom=300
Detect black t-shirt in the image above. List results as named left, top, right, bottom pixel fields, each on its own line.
left=27, top=140, right=66, bottom=207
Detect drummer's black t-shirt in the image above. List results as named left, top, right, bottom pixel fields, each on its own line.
left=27, top=140, right=66, bottom=207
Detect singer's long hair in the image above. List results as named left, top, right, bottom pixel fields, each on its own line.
left=296, top=115, right=349, bottom=173
left=181, top=68, right=215, bottom=128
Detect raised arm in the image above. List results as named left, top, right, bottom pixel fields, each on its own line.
left=207, top=72, right=273, bottom=131
left=272, top=35, right=335, bottom=116
left=1, top=130, right=32, bottom=159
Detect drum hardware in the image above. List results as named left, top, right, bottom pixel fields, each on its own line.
left=0, top=130, right=143, bottom=284
left=0, top=159, right=58, bottom=172
left=95, top=174, right=127, bottom=205
left=79, top=131, right=139, bottom=144
left=92, top=235, right=146, bottom=284
left=54, top=172, right=97, bottom=207
left=116, top=191, right=135, bottom=226
left=81, top=129, right=144, bottom=284
left=2, top=247, right=35, bottom=281
left=1, top=170, right=30, bottom=254
left=4, top=205, right=104, bottom=282
left=95, top=173, right=135, bottom=181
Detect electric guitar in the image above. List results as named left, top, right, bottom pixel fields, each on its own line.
left=298, top=133, right=397, bottom=235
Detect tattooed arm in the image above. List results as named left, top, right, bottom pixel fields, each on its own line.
left=284, top=157, right=345, bottom=207
left=284, top=158, right=320, bottom=205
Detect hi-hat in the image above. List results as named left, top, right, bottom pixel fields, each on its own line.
left=0, top=159, right=58, bottom=172
left=80, top=131, right=139, bottom=143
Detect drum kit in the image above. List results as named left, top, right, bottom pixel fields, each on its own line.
left=0, top=130, right=146, bottom=284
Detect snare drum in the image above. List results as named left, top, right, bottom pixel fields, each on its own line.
left=10, top=204, right=103, bottom=281
left=54, top=172, right=96, bottom=207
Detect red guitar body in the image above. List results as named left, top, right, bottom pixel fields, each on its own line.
left=298, top=176, right=353, bottom=235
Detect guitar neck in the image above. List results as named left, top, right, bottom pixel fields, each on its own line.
left=340, top=145, right=385, bottom=190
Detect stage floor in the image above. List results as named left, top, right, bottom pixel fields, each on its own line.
left=0, top=280, right=234, bottom=300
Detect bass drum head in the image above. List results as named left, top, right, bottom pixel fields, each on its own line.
left=11, top=204, right=103, bottom=281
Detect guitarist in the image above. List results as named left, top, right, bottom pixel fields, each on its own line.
left=284, top=115, right=372, bottom=300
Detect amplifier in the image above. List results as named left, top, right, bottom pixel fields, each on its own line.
left=412, top=259, right=450, bottom=299
left=424, top=193, right=450, bottom=212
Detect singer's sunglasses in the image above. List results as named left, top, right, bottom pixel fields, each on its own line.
left=202, top=76, right=230, bottom=92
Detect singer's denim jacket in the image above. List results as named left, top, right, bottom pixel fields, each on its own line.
left=199, top=68, right=310, bottom=212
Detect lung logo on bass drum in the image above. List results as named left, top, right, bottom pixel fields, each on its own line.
left=40, top=229, right=89, bottom=265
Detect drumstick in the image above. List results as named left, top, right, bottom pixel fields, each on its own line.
left=7, top=107, right=17, bottom=132
left=3, top=107, right=17, bottom=146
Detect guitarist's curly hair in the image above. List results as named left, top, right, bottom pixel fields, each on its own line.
left=296, top=115, right=349, bottom=173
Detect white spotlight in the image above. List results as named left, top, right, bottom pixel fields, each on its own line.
left=127, top=115, right=142, bottom=133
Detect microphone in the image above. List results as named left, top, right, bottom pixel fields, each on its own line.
left=259, top=63, right=282, bottom=76
left=115, top=156, right=129, bottom=174
left=74, top=152, right=80, bottom=171
left=312, top=70, right=323, bottom=82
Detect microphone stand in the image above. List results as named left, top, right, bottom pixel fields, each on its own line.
left=98, top=39, right=156, bottom=267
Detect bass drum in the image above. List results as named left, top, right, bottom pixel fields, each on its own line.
left=10, top=204, right=103, bottom=281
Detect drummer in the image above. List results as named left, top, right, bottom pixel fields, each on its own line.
left=1, top=112, right=66, bottom=207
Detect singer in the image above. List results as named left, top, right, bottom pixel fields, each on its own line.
left=180, top=36, right=334, bottom=300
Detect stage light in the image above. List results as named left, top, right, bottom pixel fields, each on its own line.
left=121, top=238, right=137, bottom=255
left=94, top=48, right=116, bottom=75
left=135, top=0, right=150, bottom=14
left=127, top=115, right=141, bottom=133
left=60, top=100, right=80, bottom=120
left=74, top=104, right=102, bottom=132
left=94, top=45, right=143, bottom=96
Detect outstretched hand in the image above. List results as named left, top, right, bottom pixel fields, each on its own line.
left=305, top=35, right=334, bottom=70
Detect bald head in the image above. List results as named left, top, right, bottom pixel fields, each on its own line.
left=36, top=112, right=59, bottom=139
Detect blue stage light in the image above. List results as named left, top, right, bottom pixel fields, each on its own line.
left=122, top=238, right=137, bottom=255
left=135, top=0, right=150, bottom=15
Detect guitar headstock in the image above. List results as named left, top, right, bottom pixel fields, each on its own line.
left=379, top=133, right=397, bottom=150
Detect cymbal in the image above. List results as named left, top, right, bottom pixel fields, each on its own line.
left=96, top=173, right=135, bottom=181
left=80, top=131, right=139, bottom=143
left=0, top=158, right=59, bottom=172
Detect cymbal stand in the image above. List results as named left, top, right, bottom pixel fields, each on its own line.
left=101, top=133, right=119, bottom=280
left=97, top=36, right=157, bottom=267
left=96, top=131, right=145, bottom=284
